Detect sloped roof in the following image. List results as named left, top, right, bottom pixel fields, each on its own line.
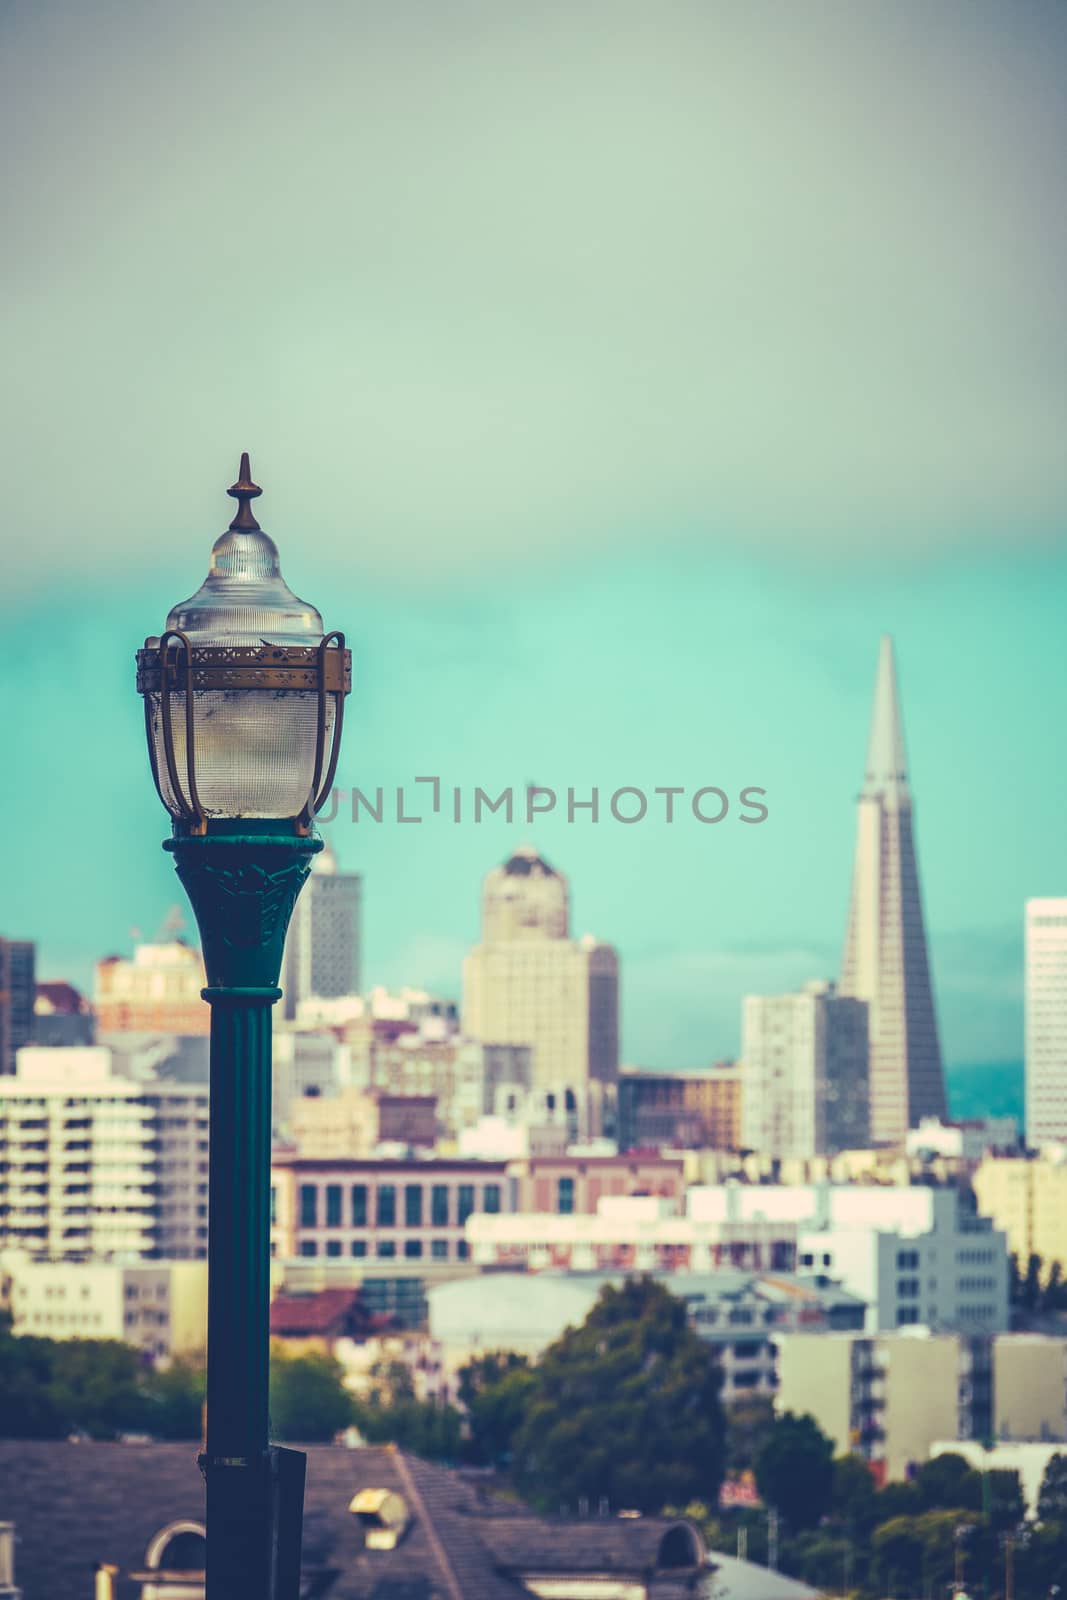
left=479, top=1515, right=703, bottom=1576
left=270, top=1289, right=363, bottom=1337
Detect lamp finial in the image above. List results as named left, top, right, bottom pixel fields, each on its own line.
left=227, top=452, right=263, bottom=531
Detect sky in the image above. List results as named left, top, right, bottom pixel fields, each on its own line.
left=1, top=1, right=1065, bottom=1070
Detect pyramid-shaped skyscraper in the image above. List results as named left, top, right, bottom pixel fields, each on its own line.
left=840, top=636, right=948, bottom=1142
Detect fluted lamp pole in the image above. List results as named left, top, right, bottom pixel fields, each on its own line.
left=135, top=456, right=350, bottom=1599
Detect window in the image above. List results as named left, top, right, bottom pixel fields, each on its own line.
left=483, top=1184, right=501, bottom=1214
left=431, top=1239, right=449, bottom=1260
left=326, top=1185, right=342, bottom=1227
left=457, top=1185, right=475, bottom=1225
left=299, top=1185, right=317, bottom=1227
left=377, top=1185, right=396, bottom=1227
left=404, top=1240, right=423, bottom=1259
left=405, top=1185, right=423, bottom=1227
left=351, top=1184, right=367, bottom=1227
left=897, top=1249, right=920, bottom=1270
left=558, top=1176, right=575, bottom=1215
left=377, top=1240, right=397, bottom=1259
left=299, top=1241, right=318, bottom=1258
left=431, top=1185, right=450, bottom=1226
left=897, top=1279, right=920, bottom=1299
left=896, top=1306, right=920, bottom=1326
left=326, top=1240, right=342, bottom=1258
left=270, top=1187, right=277, bottom=1226
left=457, top=1240, right=469, bottom=1260
left=350, top=1240, right=367, bottom=1258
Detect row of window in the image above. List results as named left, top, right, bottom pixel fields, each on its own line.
left=292, top=1182, right=501, bottom=1229
left=295, top=1238, right=470, bottom=1261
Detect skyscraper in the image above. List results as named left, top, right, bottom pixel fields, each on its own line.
left=1025, top=897, right=1067, bottom=1144
left=0, top=938, right=36, bottom=1074
left=741, top=980, right=869, bottom=1159
left=840, top=637, right=947, bottom=1142
left=463, top=845, right=618, bottom=1133
left=281, top=838, right=362, bottom=1020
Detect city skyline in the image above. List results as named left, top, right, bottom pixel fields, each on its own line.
left=3, top=2, right=1065, bottom=1078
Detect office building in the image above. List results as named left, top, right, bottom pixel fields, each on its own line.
left=974, top=1149, right=1067, bottom=1284
left=463, top=846, right=619, bottom=1132
left=290, top=1088, right=437, bottom=1158
left=741, top=981, right=869, bottom=1158
left=617, top=1063, right=743, bottom=1151
left=1025, top=897, right=1067, bottom=1143
left=270, top=1154, right=511, bottom=1268
left=95, top=941, right=209, bottom=1035
left=282, top=838, right=361, bottom=1020
left=775, top=1331, right=1067, bottom=1482
left=32, top=981, right=95, bottom=1047
left=840, top=637, right=948, bottom=1141
left=2, top=1255, right=207, bottom=1363
left=0, top=939, right=35, bottom=1075
left=0, top=1046, right=209, bottom=1260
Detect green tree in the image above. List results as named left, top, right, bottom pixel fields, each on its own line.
left=913, top=1451, right=982, bottom=1512
left=512, top=1278, right=726, bottom=1514
left=456, top=1352, right=535, bottom=1467
left=0, top=1329, right=62, bottom=1438
left=754, top=1413, right=834, bottom=1531
left=874, top=1478, right=921, bottom=1521
left=830, top=1453, right=879, bottom=1537
left=870, top=1514, right=923, bottom=1593
left=984, top=1467, right=1025, bottom=1532
left=269, top=1346, right=353, bottom=1442
left=353, top=1356, right=463, bottom=1462
left=47, top=1339, right=148, bottom=1438
left=144, top=1357, right=206, bottom=1440
left=724, top=1396, right=776, bottom=1473
left=1037, top=1451, right=1067, bottom=1523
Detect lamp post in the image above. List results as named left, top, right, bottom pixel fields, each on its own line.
left=135, top=455, right=350, bottom=1598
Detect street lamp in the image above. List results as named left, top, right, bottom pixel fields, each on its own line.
left=136, top=455, right=350, bottom=1599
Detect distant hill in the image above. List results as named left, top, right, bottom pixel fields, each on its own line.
left=946, top=1060, right=1023, bottom=1126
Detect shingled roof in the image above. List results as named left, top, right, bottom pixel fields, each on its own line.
left=0, top=1441, right=708, bottom=1600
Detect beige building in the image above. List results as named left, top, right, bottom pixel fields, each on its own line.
left=463, top=846, right=618, bottom=1130
left=2, top=1254, right=207, bottom=1363
left=290, top=1089, right=437, bottom=1158
left=974, top=1151, right=1067, bottom=1282
left=1026, top=897, right=1067, bottom=1143
left=95, top=941, right=209, bottom=1035
left=775, top=1331, right=1067, bottom=1482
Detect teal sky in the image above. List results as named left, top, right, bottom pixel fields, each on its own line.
left=1, top=2, right=1065, bottom=1070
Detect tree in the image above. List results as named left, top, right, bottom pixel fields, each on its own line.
left=984, top=1467, right=1024, bottom=1532
left=830, top=1453, right=879, bottom=1536
left=1037, top=1451, right=1067, bottom=1524
left=0, top=1329, right=62, bottom=1438
left=269, top=1347, right=353, bottom=1442
left=724, top=1396, right=776, bottom=1474
left=511, top=1278, right=727, bottom=1514
left=913, top=1451, right=982, bottom=1513
left=47, top=1339, right=148, bottom=1438
left=754, top=1413, right=834, bottom=1531
left=144, top=1357, right=206, bottom=1440
left=456, top=1352, right=536, bottom=1467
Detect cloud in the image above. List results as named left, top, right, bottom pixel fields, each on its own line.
left=2, top=0, right=1066, bottom=600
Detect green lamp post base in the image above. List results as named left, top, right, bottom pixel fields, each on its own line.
left=165, top=830, right=322, bottom=1600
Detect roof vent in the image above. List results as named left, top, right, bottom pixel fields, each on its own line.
left=349, top=1489, right=411, bottom=1550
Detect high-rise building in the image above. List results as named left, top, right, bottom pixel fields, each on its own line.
left=741, top=981, right=869, bottom=1159
left=840, top=636, right=947, bottom=1142
left=281, top=839, right=362, bottom=1021
left=95, top=940, right=209, bottom=1035
left=462, top=846, right=619, bottom=1132
left=0, top=939, right=36, bottom=1074
left=32, top=981, right=95, bottom=1047
left=1025, top=897, right=1067, bottom=1144
left=0, top=1046, right=209, bottom=1260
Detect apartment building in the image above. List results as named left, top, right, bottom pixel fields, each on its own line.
left=775, top=1330, right=1067, bottom=1481
left=616, top=1064, right=743, bottom=1152
left=974, top=1150, right=1067, bottom=1283
left=2, top=1254, right=207, bottom=1363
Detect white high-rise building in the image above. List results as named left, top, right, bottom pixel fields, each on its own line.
left=463, top=846, right=618, bottom=1133
left=1026, top=897, right=1067, bottom=1144
left=840, top=636, right=948, bottom=1143
left=0, top=1047, right=209, bottom=1260
left=281, top=838, right=362, bottom=1021
left=741, top=980, right=869, bottom=1159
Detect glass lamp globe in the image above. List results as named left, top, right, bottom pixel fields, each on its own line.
left=137, top=456, right=349, bottom=831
